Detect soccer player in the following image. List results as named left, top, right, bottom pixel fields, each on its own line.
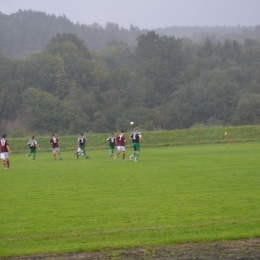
left=26, top=136, right=40, bottom=160
left=74, top=133, right=89, bottom=159
left=50, top=134, right=62, bottom=160
left=130, top=127, right=143, bottom=162
left=114, top=130, right=126, bottom=161
left=107, top=133, right=116, bottom=157
left=74, top=144, right=84, bottom=158
left=1, top=134, right=11, bottom=169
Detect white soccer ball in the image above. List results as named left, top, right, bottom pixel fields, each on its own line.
left=130, top=122, right=134, bottom=125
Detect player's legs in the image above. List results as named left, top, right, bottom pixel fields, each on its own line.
left=1, top=153, right=9, bottom=169
left=27, top=149, right=36, bottom=160
left=52, top=148, right=57, bottom=160
left=114, top=151, right=120, bottom=159
left=74, top=150, right=79, bottom=158
left=134, top=151, right=139, bottom=162
left=130, top=145, right=136, bottom=160
left=114, top=146, right=121, bottom=159
left=74, top=147, right=81, bottom=158
left=32, top=150, right=36, bottom=160
left=2, top=159, right=7, bottom=169
left=109, top=145, right=114, bottom=157
left=130, top=143, right=138, bottom=161
left=111, top=146, right=114, bottom=156
left=80, top=145, right=85, bottom=156
left=26, top=149, right=33, bottom=157
left=6, top=158, right=10, bottom=168
left=53, top=148, right=62, bottom=160
left=134, top=143, right=140, bottom=162
left=116, top=146, right=125, bottom=161
left=81, top=145, right=89, bottom=158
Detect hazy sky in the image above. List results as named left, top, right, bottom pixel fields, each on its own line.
left=1, top=0, right=260, bottom=29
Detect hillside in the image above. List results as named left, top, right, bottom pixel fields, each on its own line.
left=1, top=11, right=260, bottom=135
left=0, top=10, right=260, bottom=57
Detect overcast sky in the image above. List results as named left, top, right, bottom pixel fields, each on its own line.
left=1, top=0, right=260, bottom=29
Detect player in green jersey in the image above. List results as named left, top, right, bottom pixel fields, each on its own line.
left=74, top=133, right=89, bottom=159
left=129, top=127, right=143, bottom=162
left=26, top=136, right=40, bottom=161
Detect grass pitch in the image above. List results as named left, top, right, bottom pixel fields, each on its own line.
left=1, top=143, right=260, bottom=257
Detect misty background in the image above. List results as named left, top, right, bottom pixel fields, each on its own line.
left=0, top=1, right=260, bottom=135
left=1, top=0, right=260, bottom=29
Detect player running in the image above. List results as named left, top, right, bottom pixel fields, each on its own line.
left=74, top=133, right=89, bottom=159
left=107, top=133, right=116, bottom=157
left=26, top=136, right=40, bottom=160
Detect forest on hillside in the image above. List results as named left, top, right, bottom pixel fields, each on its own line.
left=1, top=10, right=260, bottom=57
left=0, top=11, right=260, bottom=136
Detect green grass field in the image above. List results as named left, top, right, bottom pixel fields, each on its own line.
left=1, top=143, right=260, bottom=257
left=10, top=125, right=260, bottom=153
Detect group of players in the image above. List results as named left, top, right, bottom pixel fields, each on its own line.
left=0, top=127, right=143, bottom=169
left=26, top=133, right=90, bottom=161
left=107, top=127, right=143, bottom=162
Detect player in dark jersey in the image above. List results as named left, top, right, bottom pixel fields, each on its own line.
left=50, top=134, right=62, bottom=160
left=74, top=133, right=89, bottom=159
left=26, top=136, right=40, bottom=160
left=107, top=133, right=116, bottom=157
left=1, top=134, right=11, bottom=169
left=114, top=130, right=126, bottom=161
left=130, top=127, right=143, bottom=162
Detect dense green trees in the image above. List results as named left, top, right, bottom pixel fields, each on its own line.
left=1, top=28, right=260, bottom=135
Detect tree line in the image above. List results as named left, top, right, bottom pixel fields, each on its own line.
left=0, top=11, right=260, bottom=134
left=1, top=10, right=260, bottom=58
left=1, top=29, right=260, bottom=135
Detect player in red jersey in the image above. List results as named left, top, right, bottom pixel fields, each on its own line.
left=1, top=134, right=11, bottom=169
left=114, top=130, right=126, bottom=161
left=50, top=134, right=62, bottom=160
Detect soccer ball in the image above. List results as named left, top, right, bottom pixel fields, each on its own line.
left=130, top=122, right=134, bottom=125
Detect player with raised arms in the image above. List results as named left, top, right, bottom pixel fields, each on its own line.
left=129, top=127, right=143, bottom=162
